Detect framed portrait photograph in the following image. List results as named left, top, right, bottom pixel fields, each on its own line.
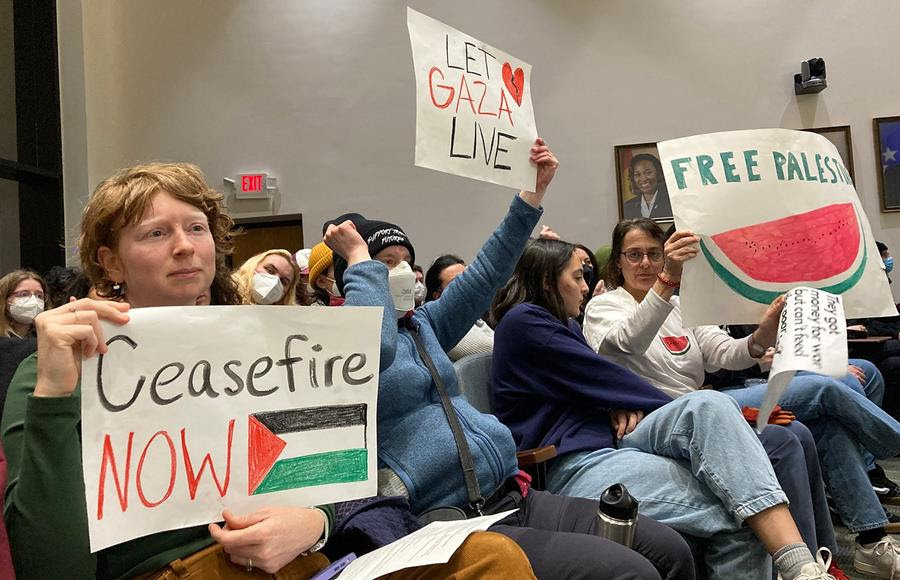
left=874, top=116, right=900, bottom=212
left=802, top=125, right=855, bottom=185
left=614, top=142, right=673, bottom=222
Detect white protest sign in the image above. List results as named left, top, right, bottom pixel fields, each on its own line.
left=339, top=510, right=517, bottom=580
left=407, top=7, right=538, bottom=191
left=80, top=306, right=382, bottom=552
left=657, top=128, right=895, bottom=327
left=758, top=287, right=848, bottom=431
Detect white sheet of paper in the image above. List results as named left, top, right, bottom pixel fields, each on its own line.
left=758, top=288, right=847, bottom=431
left=407, top=8, right=538, bottom=191
left=338, top=510, right=517, bottom=580
left=80, top=306, right=382, bottom=552
left=657, top=128, right=894, bottom=327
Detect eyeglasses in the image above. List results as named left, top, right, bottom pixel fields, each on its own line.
left=621, top=250, right=664, bottom=264
left=10, top=290, right=45, bottom=301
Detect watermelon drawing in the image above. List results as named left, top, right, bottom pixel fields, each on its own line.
left=699, top=202, right=867, bottom=304
left=661, top=336, right=691, bottom=355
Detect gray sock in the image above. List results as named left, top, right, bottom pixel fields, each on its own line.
left=773, top=543, right=815, bottom=580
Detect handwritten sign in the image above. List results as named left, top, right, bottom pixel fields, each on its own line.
left=80, top=306, right=382, bottom=552
left=657, top=128, right=895, bottom=327
left=407, top=7, right=538, bottom=191
left=758, top=287, right=847, bottom=430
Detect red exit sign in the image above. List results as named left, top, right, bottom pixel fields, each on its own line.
left=235, top=173, right=269, bottom=199
left=240, top=173, right=266, bottom=193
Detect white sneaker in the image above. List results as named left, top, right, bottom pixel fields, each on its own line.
left=778, top=548, right=836, bottom=580
left=855, top=535, right=900, bottom=579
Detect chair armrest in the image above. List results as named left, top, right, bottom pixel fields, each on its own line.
left=516, top=445, right=557, bottom=467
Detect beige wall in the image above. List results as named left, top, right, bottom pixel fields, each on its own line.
left=58, top=0, right=900, bottom=298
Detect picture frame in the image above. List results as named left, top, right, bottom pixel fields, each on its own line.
left=614, top=142, right=673, bottom=222
left=802, top=125, right=855, bottom=185
left=874, top=116, right=900, bottom=212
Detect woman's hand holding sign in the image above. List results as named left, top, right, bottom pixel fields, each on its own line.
left=209, top=507, right=326, bottom=573
left=33, top=298, right=130, bottom=398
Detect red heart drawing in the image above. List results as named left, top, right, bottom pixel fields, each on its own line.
left=502, top=62, right=525, bottom=106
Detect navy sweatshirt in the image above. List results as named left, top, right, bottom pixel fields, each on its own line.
left=492, top=303, right=673, bottom=455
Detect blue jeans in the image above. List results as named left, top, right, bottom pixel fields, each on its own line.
left=546, top=391, right=785, bottom=580
left=723, top=359, right=900, bottom=532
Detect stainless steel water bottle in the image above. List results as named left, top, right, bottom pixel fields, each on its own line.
left=595, top=483, right=639, bottom=548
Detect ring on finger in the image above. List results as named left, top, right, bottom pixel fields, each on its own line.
left=246, top=557, right=253, bottom=572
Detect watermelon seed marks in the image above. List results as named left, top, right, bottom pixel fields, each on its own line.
left=736, top=216, right=853, bottom=257
left=699, top=237, right=868, bottom=304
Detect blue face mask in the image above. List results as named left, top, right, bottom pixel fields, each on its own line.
left=885, top=257, right=894, bottom=273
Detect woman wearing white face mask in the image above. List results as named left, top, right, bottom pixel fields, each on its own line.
left=233, top=249, right=300, bottom=305
left=307, top=242, right=345, bottom=307
left=1, top=270, right=50, bottom=338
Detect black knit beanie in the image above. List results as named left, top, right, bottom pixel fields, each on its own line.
left=323, top=213, right=415, bottom=295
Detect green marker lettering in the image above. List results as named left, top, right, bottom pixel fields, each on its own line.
left=786, top=152, right=803, bottom=181
left=773, top=151, right=787, bottom=180
left=815, top=154, right=826, bottom=183
left=744, top=150, right=760, bottom=181
left=697, top=155, right=718, bottom=185
left=823, top=156, right=837, bottom=183
left=670, top=157, right=692, bottom=190
left=720, top=151, right=740, bottom=183
left=800, top=152, right=817, bottom=181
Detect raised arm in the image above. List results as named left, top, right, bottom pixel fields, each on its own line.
left=325, top=221, right=397, bottom=369
left=422, top=139, right=557, bottom=349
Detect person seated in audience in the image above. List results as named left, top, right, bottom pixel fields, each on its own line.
left=0, top=162, right=535, bottom=580
left=412, top=264, right=426, bottom=307
left=307, top=241, right=343, bottom=307
left=490, top=237, right=836, bottom=580
left=324, top=139, right=698, bottom=580
left=0, top=271, right=47, bottom=413
left=233, top=249, right=300, bottom=305
left=424, top=254, right=494, bottom=361
left=583, top=218, right=900, bottom=578
left=43, top=266, right=92, bottom=307
left=0, top=270, right=50, bottom=339
left=293, top=247, right=315, bottom=305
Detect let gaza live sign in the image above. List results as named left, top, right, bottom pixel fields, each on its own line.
left=658, top=128, right=896, bottom=326
left=80, top=306, right=382, bottom=551
left=407, top=8, right=538, bottom=191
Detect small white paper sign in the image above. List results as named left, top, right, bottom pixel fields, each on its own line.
left=758, top=287, right=847, bottom=431
left=80, top=306, right=382, bottom=552
left=407, top=7, right=538, bottom=191
left=339, top=510, right=517, bottom=580
left=657, top=128, right=895, bottom=327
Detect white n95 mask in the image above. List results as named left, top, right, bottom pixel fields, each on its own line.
left=388, top=262, right=416, bottom=317
left=251, top=272, right=285, bottom=305
left=9, top=295, right=44, bottom=324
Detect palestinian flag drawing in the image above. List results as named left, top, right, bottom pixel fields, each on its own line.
left=248, top=404, right=368, bottom=496
left=661, top=336, right=691, bottom=356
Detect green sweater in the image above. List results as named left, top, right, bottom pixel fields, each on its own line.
left=1, top=354, right=334, bottom=579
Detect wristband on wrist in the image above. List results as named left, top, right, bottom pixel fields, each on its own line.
left=303, top=508, right=330, bottom=554
left=656, top=273, right=680, bottom=288
left=747, top=333, right=766, bottom=357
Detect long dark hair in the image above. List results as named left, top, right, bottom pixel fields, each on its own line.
left=425, top=254, right=465, bottom=302
left=490, top=238, right=576, bottom=326
left=604, top=218, right=666, bottom=289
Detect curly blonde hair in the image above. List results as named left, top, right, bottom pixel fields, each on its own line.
left=78, top=162, right=241, bottom=305
left=233, top=249, right=300, bottom=305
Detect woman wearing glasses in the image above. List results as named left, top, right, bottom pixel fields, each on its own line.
left=583, top=218, right=900, bottom=578
left=0, top=271, right=50, bottom=338
left=489, top=236, right=836, bottom=579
